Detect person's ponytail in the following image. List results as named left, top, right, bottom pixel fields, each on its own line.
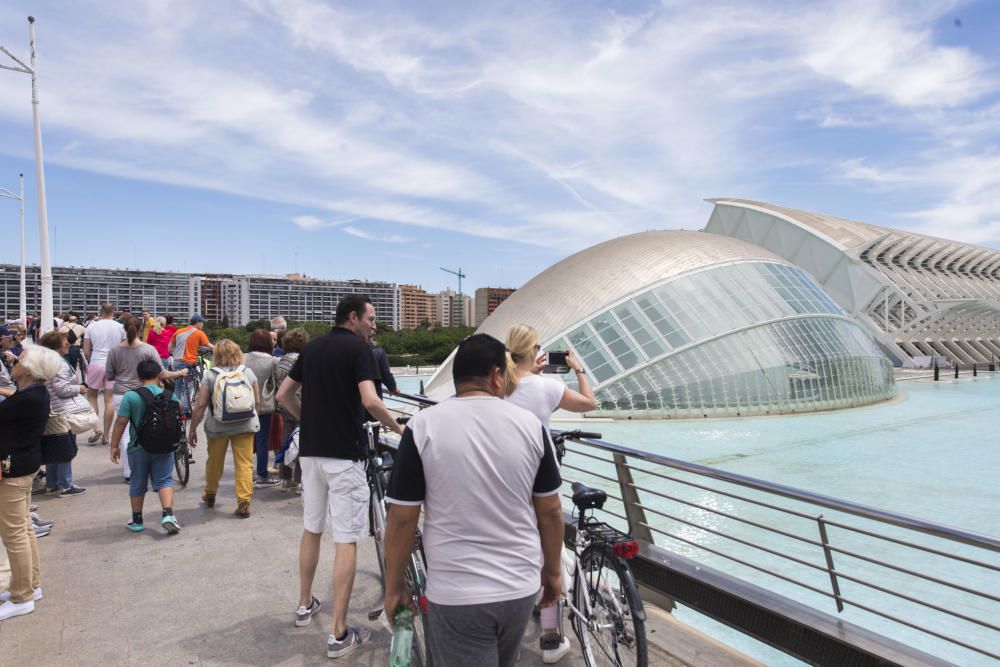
left=504, top=351, right=520, bottom=396
left=125, top=316, right=141, bottom=344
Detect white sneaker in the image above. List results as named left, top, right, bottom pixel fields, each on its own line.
left=0, top=599, right=35, bottom=621
left=327, top=626, right=371, bottom=658
left=542, top=636, right=571, bottom=664
left=0, top=587, right=42, bottom=603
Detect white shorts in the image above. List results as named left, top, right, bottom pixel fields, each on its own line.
left=300, top=456, right=368, bottom=542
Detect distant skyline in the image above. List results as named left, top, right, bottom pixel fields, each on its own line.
left=1, top=1, right=999, bottom=292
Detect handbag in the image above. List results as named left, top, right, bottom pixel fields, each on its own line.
left=42, top=412, right=70, bottom=436
left=41, top=432, right=77, bottom=464
left=260, top=373, right=277, bottom=414
left=65, top=408, right=99, bottom=435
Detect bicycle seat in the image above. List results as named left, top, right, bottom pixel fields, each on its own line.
left=571, top=482, right=607, bottom=511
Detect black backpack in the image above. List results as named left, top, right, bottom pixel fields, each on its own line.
left=136, top=386, right=181, bottom=453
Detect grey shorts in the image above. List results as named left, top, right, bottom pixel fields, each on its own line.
left=426, top=592, right=536, bottom=667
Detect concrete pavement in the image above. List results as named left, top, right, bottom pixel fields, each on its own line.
left=0, top=418, right=755, bottom=666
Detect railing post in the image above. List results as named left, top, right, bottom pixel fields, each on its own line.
left=955, top=363, right=960, bottom=379
left=613, top=452, right=654, bottom=545
left=816, top=515, right=844, bottom=613
left=933, top=361, right=939, bottom=381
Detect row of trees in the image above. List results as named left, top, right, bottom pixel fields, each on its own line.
left=203, top=320, right=475, bottom=367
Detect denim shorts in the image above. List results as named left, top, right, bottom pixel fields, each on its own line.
left=127, top=447, right=174, bottom=496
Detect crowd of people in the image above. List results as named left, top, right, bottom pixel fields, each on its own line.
left=0, top=295, right=599, bottom=667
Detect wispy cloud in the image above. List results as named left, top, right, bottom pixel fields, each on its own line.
left=342, top=225, right=411, bottom=244
left=0, top=0, right=998, bottom=257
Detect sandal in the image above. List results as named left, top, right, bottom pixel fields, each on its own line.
left=88, top=431, right=103, bottom=444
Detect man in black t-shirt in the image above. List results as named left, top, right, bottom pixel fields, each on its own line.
left=277, top=295, right=403, bottom=660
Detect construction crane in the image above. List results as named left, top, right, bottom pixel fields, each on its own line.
left=440, top=266, right=467, bottom=326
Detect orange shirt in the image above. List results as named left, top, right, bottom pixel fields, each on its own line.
left=169, top=325, right=210, bottom=364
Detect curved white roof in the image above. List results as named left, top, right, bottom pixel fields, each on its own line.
left=706, top=198, right=1000, bottom=366
left=426, top=230, right=789, bottom=396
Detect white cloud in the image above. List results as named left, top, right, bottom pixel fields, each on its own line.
left=799, top=1, right=991, bottom=108
left=838, top=153, right=1000, bottom=244
left=342, top=225, right=411, bottom=244
left=1, top=0, right=998, bottom=256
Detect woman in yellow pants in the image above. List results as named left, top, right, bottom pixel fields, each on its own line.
left=188, top=339, right=261, bottom=517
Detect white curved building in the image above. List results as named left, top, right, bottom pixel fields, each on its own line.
left=705, top=199, right=1000, bottom=365
left=426, top=230, right=895, bottom=418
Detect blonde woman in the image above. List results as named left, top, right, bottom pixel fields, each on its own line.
left=188, top=339, right=260, bottom=518
left=505, top=324, right=597, bottom=427
left=504, top=323, right=597, bottom=664
left=145, top=317, right=174, bottom=368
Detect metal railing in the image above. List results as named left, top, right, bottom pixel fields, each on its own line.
left=555, top=431, right=999, bottom=665
left=384, top=391, right=999, bottom=664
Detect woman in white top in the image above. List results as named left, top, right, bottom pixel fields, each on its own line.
left=504, top=324, right=596, bottom=428
left=503, top=323, right=596, bottom=664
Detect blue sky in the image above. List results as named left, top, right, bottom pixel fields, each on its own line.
left=0, top=0, right=998, bottom=293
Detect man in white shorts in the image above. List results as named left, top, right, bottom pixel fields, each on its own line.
left=276, top=294, right=402, bottom=660
left=82, top=302, right=125, bottom=445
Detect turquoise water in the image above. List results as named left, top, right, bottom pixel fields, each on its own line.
left=393, top=375, right=999, bottom=665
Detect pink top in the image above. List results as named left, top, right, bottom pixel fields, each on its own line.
left=147, top=326, right=176, bottom=358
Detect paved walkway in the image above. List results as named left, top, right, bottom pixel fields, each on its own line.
left=1, top=419, right=756, bottom=666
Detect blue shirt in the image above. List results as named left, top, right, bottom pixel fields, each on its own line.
left=117, top=384, right=177, bottom=451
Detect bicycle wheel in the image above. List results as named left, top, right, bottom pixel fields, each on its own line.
left=405, top=543, right=432, bottom=667
left=573, top=544, right=647, bottom=667
left=174, top=432, right=190, bottom=486
left=370, top=488, right=388, bottom=593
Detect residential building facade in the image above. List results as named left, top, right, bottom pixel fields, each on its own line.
left=474, top=287, right=516, bottom=326
left=1, top=265, right=401, bottom=330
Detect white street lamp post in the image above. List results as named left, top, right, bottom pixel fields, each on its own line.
left=1, top=16, right=54, bottom=335
left=0, top=174, right=26, bottom=323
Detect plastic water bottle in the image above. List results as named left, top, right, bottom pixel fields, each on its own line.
left=388, top=608, right=415, bottom=667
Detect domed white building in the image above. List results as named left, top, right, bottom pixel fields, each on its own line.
left=425, top=230, right=895, bottom=418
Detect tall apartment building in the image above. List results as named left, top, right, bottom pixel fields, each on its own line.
left=400, top=284, right=438, bottom=329
left=436, top=288, right=472, bottom=327
left=0, top=264, right=193, bottom=319
left=0, top=264, right=401, bottom=330
left=221, top=274, right=400, bottom=329
left=474, top=287, right=516, bottom=326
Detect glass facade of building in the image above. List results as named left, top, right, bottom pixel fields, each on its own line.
left=545, top=261, right=894, bottom=417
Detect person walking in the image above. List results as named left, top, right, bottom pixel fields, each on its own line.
left=169, top=314, right=212, bottom=415
left=58, top=315, right=86, bottom=376
left=82, top=302, right=125, bottom=445
left=188, top=339, right=260, bottom=518
left=276, top=295, right=402, bottom=660
left=106, top=317, right=186, bottom=481
left=383, top=334, right=565, bottom=667
left=0, top=346, right=65, bottom=621
left=37, top=332, right=91, bottom=498
left=145, top=317, right=173, bottom=368
left=275, top=327, right=309, bottom=492
left=503, top=323, right=597, bottom=662
left=244, top=329, right=280, bottom=487
left=108, top=360, right=181, bottom=534
left=368, top=330, right=397, bottom=399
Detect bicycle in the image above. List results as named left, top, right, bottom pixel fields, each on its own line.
left=553, top=430, right=648, bottom=667
left=363, top=419, right=432, bottom=667
left=171, top=347, right=211, bottom=486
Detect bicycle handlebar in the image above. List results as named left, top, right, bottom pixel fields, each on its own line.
left=551, top=429, right=603, bottom=443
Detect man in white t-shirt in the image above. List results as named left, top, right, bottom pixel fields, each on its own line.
left=384, top=334, right=565, bottom=667
left=82, top=302, right=126, bottom=446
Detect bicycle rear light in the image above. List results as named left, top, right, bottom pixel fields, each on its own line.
left=613, top=540, right=639, bottom=559
left=419, top=595, right=429, bottom=614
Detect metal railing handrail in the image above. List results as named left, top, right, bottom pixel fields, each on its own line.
left=555, top=430, right=1000, bottom=552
